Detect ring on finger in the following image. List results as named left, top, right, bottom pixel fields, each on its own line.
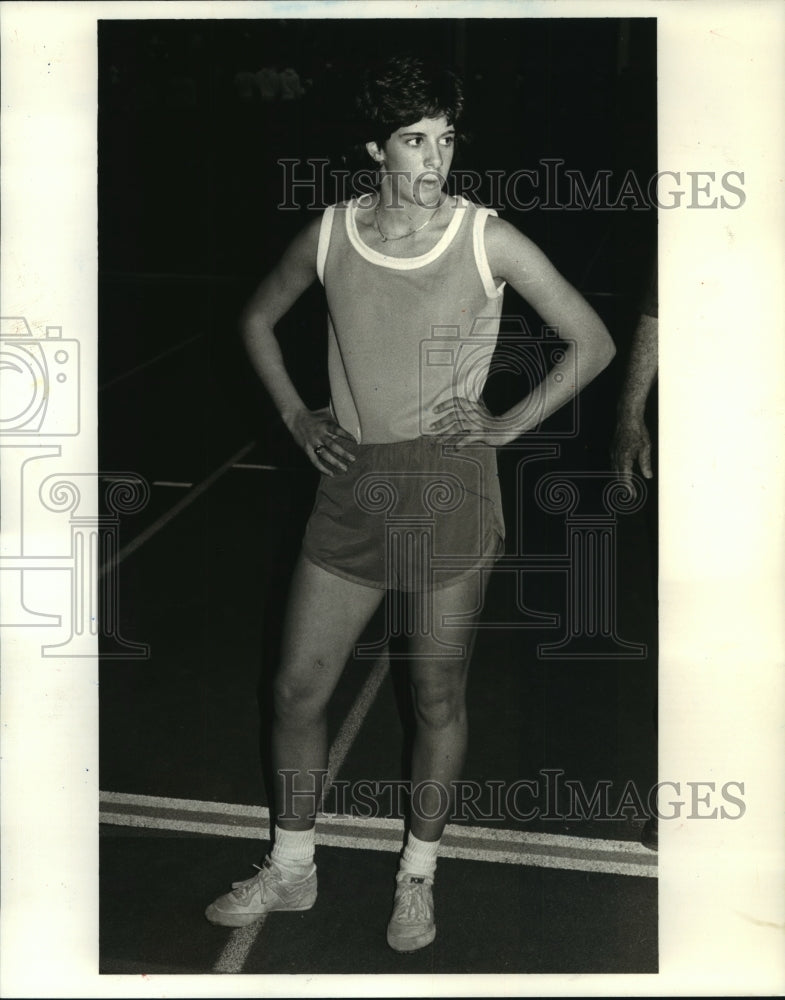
left=314, top=444, right=324, bottom=455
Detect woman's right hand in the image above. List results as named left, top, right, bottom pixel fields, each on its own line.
left=289, top=407, right=357, bottom=476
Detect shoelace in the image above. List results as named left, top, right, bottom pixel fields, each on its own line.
left=395, top=879, right=432, bottom=923
left=231, top=858, right=277, bottom=901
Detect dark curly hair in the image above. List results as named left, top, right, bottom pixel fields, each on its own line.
left=354, top=53, right=464, bottom=150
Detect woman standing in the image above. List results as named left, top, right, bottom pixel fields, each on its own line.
left=206, top=54, right=615, bottom=952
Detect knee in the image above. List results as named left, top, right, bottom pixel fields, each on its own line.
left=273, top=672, right=328, bottom=726
left=412, top=685, right=466, bottom=731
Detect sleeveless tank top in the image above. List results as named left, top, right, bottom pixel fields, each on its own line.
left=316, top=194, right=505, bottom=444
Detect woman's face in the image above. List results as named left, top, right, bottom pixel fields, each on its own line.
left=371, top=115, right=456, bottom=208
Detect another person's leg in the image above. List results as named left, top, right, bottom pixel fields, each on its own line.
left=386, top=568, right=488, bottom=951
left=206, top=555, right=384, bottom=926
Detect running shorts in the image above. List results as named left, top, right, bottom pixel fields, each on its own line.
left=301, top=436, right=505, bottom=591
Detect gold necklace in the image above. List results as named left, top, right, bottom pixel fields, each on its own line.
left=373, top=201, right=442, bottom=243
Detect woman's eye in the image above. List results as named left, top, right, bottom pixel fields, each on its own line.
left=441, top=136, right=455, bottom=146
left=406, top=137, right=422, bottom=147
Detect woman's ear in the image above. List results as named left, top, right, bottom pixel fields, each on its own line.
left=365, top=141, right=385, bottom=164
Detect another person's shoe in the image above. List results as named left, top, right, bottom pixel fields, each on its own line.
left=205, top=856, right=317, bottom=927
left=386, top=872, right=436, bottom=952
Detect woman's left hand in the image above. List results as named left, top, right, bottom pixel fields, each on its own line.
left=429, top=397, right=515, bottom=449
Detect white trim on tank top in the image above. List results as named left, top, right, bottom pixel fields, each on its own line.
left=316, top=205, right=335, bottom=285
left=345, top=193, right=468, bottom=270
left=473, top=207, right=506, bottom=299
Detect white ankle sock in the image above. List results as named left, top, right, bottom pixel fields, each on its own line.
left=271, top=826, right=316, bottom=881
left=398, top=832, right=439, bottom=879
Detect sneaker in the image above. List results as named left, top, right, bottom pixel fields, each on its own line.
left=386, top=872, right=436, bottom=952
left=205, top=856, right=317, bottom=927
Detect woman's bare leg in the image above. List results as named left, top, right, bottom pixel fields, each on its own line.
left=272, top=554, right=385, bottom=830
left=406, top=570, right=489, bottom=842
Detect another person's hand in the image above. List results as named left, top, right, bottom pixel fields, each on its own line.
left=290, top=406, right=357, bottom=476
left=611, top=413, right=653, bottom=482
left=612, top=309, right=657, bottom=484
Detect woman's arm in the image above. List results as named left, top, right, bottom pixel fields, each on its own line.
left=432, top=216, right=616, bottom=447
left=241, top=214, right=356, bottom=475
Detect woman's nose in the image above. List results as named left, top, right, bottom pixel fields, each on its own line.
left=424, top=142, right=442, bottom=169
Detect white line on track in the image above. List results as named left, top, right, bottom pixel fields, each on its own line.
left=324, top=653, right=390, bottom=796
left=97, top=441, right=255, bottom=578
left=98, top=333, right=204, bottom=391
left=211, top=922, right=267, bottom=974
left=99, top=790, right=657, bottom=878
